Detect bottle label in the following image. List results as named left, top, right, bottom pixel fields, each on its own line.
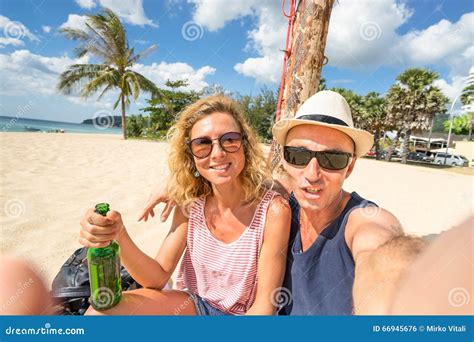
left=89, top=253, right=122, bottom=310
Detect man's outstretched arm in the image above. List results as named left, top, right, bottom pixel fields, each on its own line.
left=389, top=216, right=473, bottom=315
left=347, top=208, right=427, bottom=314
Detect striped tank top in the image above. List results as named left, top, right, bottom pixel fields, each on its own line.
left=176, top=190, right=277, bottom=315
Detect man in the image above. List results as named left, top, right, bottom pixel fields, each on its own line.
left=271, top=90, right=427, bottom=314
left=139, top=91, right=426, bottom=315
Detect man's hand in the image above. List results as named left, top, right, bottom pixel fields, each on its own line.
left=137, top=182, right=176, bottom=222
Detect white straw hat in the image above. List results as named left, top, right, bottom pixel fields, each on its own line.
left=272, top=90, right=374, bottom=157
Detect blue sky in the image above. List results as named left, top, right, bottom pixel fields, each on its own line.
left=0, top=0, right=472, bottom=123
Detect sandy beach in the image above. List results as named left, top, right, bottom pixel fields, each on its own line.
left=1, top=132, right=472, bottom=286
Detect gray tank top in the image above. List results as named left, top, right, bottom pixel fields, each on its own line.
left=280, top=191, right=377, bottom=315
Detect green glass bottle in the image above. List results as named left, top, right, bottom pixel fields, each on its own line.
left=87, top=203, right=122, bottom=310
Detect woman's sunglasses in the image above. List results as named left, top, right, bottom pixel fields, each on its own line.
left=283, top=146, right=352, bottom=170
left=189, top=132, right=244, bottom=159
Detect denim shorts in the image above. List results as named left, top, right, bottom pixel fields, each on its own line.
left=187, top=292, right=229, bottom=316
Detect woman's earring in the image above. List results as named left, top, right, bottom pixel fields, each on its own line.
left=193, top=171, right=200, bottom=178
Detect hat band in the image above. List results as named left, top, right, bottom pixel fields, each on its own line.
left=298, top=114, right=349, bottom=127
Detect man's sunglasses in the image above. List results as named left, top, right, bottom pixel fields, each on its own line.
left=189, top=132, right=244, bottom=159
left=283, top=146, right=352, bottom=170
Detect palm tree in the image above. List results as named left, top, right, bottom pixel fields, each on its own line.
left=331, top=89, right=390, bottom=159
left=361, top=92, right=391, bottom=160
left=58, top=8, right=160, bottom=139
left=460, top=83, right=474, bottom=141
left=385, top=68, right=449, bottom=164
left=318, top=77, right=327, bottom=91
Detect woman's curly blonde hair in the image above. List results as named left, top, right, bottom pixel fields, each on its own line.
left=167, top=95, right=271, bottom=206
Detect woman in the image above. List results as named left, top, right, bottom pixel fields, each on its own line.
left=79, top=95, right=291, bottom=315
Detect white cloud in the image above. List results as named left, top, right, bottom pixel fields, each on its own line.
left=0, top=37, right=23, bottom=48
left=326, top=2, right=473, bottom=85
left=0, top=49, right=214, bottom=107
left=326, top=0, right=412, bottom=69
left=234, top=55, right=281, bottom=84
left=0, top=15, right=40, bottom=47
left=42, top=25, right=51, bottom=33
left=132, top=62, right=216, bottom=91
left=60, top=1, right=156, bottom=31
left=59, top=14, right=89, bottom=31
left=398, top=13, right=473, bottom=77
left=189, top=0, right=473, bottom=94
left=99, top=0, right=157, bottom=27
left=189, top=0, right=256, bottom=32
left=189, top=0, right=285, bottom=84
left=434, top=74, right=472, bottom=102
left=0, top=50, right=116, bottom=108
left=0, top=50, right=108, bottom=107
left=75, top=0, right=97, bottom=9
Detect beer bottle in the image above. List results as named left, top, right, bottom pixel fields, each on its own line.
left=87, top=203, right=122, bottom=310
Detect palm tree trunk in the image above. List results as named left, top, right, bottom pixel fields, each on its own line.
left=270, top=0, right=335, bottom=170
left=374, top=129, right=381, bottom=160
left=469, top=118, right=473, bottom=141
left=121, top=93, right=127, bottom=140
left=400, top=128, right=411, bottom=164
left=385, top=129, right=401, bottom=161
left=280, top=0, right=335, bottom=118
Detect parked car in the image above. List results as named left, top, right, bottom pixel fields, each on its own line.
left=434, top=153, right=469, bottom=167
left=407, top=152, right=428, bottom=161
left=366, top=149, right=376, bottom=157
left=380, top=150, right=400, bottom=159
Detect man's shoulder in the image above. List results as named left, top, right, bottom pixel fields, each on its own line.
left=345, top=204, right=404, bottom=255
left=347, top=205, right=402, bottom=233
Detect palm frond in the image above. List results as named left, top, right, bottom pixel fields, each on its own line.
left=58, top=64, right=112, bottom=95
left=113, top=92, right=130, bottom=110
left=123, top=71, right=141, bottom=101
left=81, top=69, right=121, bottom=98
left=97, top=83, right=115, bottom=100
left=129, top=71, right=161, bottom=97
left=128, top=44, right=157, bottom=66
left=58, top=28, right=89, bottom=41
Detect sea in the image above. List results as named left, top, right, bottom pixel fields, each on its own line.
left=0, top=116, right=122, bottom=134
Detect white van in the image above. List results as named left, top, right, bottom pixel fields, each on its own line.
left=434, top=153, right=469, bottom=167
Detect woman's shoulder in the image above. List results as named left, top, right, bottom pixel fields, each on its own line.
left=262, top=178, right=291, bottom=199
left=259, top=189, right=290, bottom=218
left=261, top=191, right=291, bottom=236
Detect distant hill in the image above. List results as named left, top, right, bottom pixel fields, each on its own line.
left=82, top=116, right=122, bottom=128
